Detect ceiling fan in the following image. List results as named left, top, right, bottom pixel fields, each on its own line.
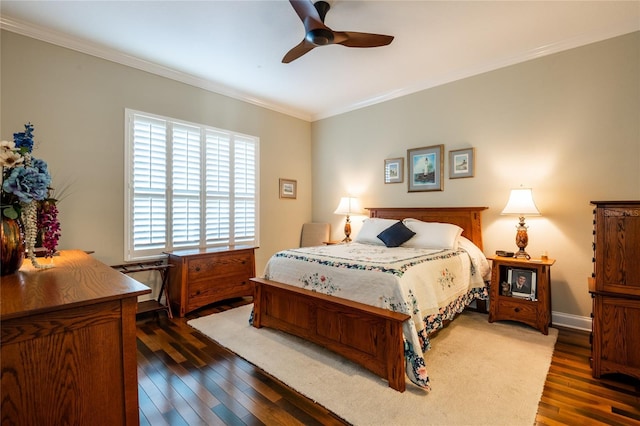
left=282, top=0, right=394, bottom=63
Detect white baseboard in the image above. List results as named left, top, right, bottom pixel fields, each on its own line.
left=552, top=311, right=592, bottom=332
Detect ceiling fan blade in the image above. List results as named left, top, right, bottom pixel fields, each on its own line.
left=334, top=32, right=394, bottom=48
left=289, top=0, right=327, bottom=32
left=282, top=39, right=316, bottom=63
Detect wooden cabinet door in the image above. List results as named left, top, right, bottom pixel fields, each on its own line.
left=594, top=204, right=640, bottom=297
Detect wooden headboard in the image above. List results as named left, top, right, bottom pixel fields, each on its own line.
left=367, top=207, right=488, bottom=250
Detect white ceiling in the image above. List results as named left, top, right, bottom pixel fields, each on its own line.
left=1, top=1, right=639, bottom=121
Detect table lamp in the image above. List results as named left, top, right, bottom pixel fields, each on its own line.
left=334, top=197, right=362, bottom=242
left=501, top=188, right=540, bottom=259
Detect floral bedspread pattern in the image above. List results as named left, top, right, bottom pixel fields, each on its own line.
left=261, top=242, right=490, bottom=391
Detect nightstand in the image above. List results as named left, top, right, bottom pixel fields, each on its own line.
left=487, top=256, right=556, bottom=334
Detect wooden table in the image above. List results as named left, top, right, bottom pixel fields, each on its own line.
left=1, top=250, right=150, bottom=425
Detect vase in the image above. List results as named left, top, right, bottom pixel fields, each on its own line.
left=1, top=216, right=26, bottom=276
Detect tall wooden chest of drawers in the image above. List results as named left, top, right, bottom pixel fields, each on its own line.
left=166, top=246, right=256, bottom=317
left=589, top=201, right=640, bottom=380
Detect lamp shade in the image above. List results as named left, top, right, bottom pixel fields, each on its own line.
left=501, top=188, right=541, bottom=216
left=334, top=197, right=363, bottom=215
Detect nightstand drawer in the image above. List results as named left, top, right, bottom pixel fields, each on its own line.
left=494, top=297, right=537, bottom=322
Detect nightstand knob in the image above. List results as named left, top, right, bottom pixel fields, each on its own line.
left=195, top=266, right=201, bottom=272
left=514, top=307, right=521, bottom=313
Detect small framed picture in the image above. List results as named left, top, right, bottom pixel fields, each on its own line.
left=508, top=268, right=537, bottom=300
left=279, top=178, right=297, bottom=199
left=407, top=144, right=444, bottom=192
left=449, top=148, right=475, bottom=179
left=384, top=157, right=404, bottom=184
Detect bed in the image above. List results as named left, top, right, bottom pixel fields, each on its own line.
left=251, top=207, right=489, bottom=392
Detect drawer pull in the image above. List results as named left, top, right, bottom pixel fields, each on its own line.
left=195, top=266, right=201, bottom=272
left=514, top=307, right=521, bottom=313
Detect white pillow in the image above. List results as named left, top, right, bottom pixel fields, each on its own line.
left=401, top=218, right=463, bottom=250
left=354, top=218, right=400, bottom=245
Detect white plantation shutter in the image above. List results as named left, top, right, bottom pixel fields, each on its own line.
left=205, top=130, right=231, bottom=243
left=234, top=137, right=256, bottom=242
left=130, top=115, right=167, bottom=254
left=125, top=109, right=259, bottom=260
left=171, top=124, right=201, bottom=247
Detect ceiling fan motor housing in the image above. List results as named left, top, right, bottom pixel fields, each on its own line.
left=306, top=28, right=334, bottom=45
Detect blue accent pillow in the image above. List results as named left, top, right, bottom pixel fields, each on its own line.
left=377, top=221, right=416, bottom=247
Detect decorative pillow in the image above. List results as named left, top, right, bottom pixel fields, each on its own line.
left=401, top=218, right=463, bottom=250
left=377, top=221, right=416, bottom=248
left=354, top=218, right=400, bottom=245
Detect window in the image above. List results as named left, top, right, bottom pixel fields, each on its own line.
left=124, top=109, right=259, bottom=260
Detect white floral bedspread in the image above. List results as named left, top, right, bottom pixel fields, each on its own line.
left=261, top=242, right=490, bottom=391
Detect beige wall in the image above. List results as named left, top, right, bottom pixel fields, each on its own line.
left=3, top=29, right=639, bottom=324
left=311, top=32, right=640, bottom=323
left=1, top=31, right=312, bottom=278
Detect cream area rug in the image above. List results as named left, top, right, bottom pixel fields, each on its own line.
left=188, top=304, right=558, bottom=426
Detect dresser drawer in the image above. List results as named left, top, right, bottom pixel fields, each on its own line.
left=187, top=276, right=253, bottom=312
left=187, top=251, right=254, bottom=282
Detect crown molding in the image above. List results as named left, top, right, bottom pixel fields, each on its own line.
left=312, top=24, right=640, bottom=121
left=2, top=15, right=638, bottom=123
left=0, top=15, right=313, bottom=122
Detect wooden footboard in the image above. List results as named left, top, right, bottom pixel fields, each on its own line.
left=251, top=277, right=411, bottom=392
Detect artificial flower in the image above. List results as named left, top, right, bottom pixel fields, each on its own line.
left=1, top=123, right=60, bottom=267
left=0, top=140, right=25, bottom=168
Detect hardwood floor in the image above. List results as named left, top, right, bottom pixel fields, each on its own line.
left=136, top=299, right=640, bottom=425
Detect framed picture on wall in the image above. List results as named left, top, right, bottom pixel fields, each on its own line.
left=279, top=178, right=297, bottom=199
left=384, top=157, right=404, bottom=184
left=407, top=144, right=444, bottom=192
left=449, top=148, right=475, bottom=179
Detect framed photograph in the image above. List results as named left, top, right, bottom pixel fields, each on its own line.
left=279, top=178, right=297, bottom=199
left=407, top=144, right=444, bottom=192
left=384, top=157, right=404, bottom=184
left=508, top=268, right=537, bottom=300
left=449, top=148, right=475, bottom=179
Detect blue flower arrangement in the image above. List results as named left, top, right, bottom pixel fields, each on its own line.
left=1, top=123, right=58, bottom=267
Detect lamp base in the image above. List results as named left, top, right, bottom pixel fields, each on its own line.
left=342, top=215, right=352, bottom=243
left=514, top=217, right=531, bottom=260
left=513, top=248, right=531, bottom=260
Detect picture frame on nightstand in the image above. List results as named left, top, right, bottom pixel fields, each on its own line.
left=508, top=268, right=537, bottom=300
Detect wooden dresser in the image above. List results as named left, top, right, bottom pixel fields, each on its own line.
left=589, top=201, right=640, bottom=380
left=1, top=250, right=150, bottom=425
left=166, top=245, right=256, bottom=317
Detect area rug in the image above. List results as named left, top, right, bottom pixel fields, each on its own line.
left=188, top=304, right=558, bottom=425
